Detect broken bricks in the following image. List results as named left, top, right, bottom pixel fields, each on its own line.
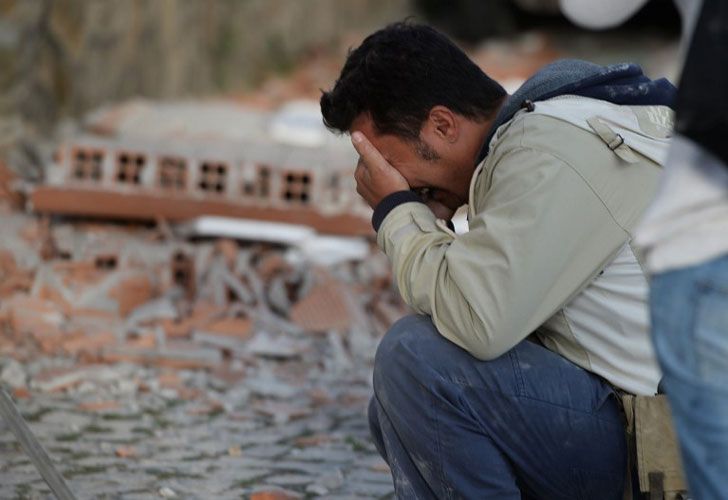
left=0, top=210, right=404, bottom=497
left=192, top=315, right=254, bottom=353
left=289, top=275, right=353, bottom=333
left=0, top=211, right=404, bottom=380
left=170, top=250, right=195, bottom=297
left=0, top=250, right=33, bottom=298
left=103, top=341, right=223, bottom=370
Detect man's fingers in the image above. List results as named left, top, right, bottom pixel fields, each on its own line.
left=354, top=160, right=368, bottom=182
left=351, top=131, right=389, bottom=171
left=354, top=162, right=371, bottom=197
left=350, top=130, right=410, bottom=208
left=354, top=175, right=373, bottom=203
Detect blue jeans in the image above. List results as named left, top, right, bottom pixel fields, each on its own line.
left=650, top=254, right=728, bottom=500
left=368, top=315, right=626, bottom=499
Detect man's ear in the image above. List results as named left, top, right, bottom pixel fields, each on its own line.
left=423, top=106, right=459, bottom=144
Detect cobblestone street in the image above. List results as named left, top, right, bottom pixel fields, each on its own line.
left=1, top=357, right=393, bottom=499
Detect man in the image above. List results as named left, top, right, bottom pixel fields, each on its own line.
left=321, top=23, right=675, bottom=498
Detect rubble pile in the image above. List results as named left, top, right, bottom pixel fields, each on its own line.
left=0, top=208, right=407, bottom=499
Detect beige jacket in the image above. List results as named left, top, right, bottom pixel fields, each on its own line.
left=377, top=95, right=673, bottom=395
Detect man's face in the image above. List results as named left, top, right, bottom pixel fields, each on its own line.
left=350, top=113, right=469, bottom=214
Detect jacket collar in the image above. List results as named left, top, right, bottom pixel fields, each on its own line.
left=477, top=59, right=676, bottom=164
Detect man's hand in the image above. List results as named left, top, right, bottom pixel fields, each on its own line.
left=421, top=196, right=457, bottom=221
left=351, top=131, right=410, bottom=208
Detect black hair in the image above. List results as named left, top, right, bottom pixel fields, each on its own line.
left=320, top=22, right=506, bottom=141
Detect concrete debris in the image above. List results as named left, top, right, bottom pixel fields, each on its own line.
left=246, top=331, right=306, bottom=360
left=247, top=372, right=300, bottom=400
left=253, top=400, right=312, bottom=425
left=181, top=216, right=371, bottom=266
left=125, top=294, right=178, bottom=329
left=325, top=331, right=354, bottom=374
left=103, top=341, right=224, bottom=370
left=292, top=235, right=371, bottom=267
left=0, top=358, right=27, bottom=388
left=30, top=364, right=135, bottom=393
left=0, top=207, right=409, bottom=498
left=180, top=216, right=315, bottom=246
left=267, top=274, right=295, bottom=315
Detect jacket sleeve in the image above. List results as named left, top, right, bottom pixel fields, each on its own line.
left=377, top=146, right=628, bottom=359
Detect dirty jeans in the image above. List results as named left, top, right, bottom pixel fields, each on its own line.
left=368, top=315, right=626, bottom=499
left=650, top=254, right=728, bottom=500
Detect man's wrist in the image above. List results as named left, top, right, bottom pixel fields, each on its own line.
left=372, top=191, right=424, bottom=231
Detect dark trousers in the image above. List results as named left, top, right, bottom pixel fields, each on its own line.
left=368, top=315, right=626, bottom=499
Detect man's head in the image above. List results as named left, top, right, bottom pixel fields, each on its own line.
left=321, top=22, right=506, bottom=210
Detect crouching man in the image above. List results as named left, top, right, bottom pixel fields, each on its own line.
left=321, top=22, right=675, bottom=499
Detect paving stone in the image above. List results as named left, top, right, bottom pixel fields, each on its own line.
left=289, top=446, right=357, bottom=463
left=0, top=468, right=43, bottom=486
left=159, top=486, right=178, bottom=498
left=269, top=460, right=335, bottom=476
left=265, top=473, right=314, bottom=486
left=342, top=479, right=395, bottom=497
left=306, top=483, right=330, bottom=496
left=346, top=468, right=394, bottom=484
left=243, top=444, right=290, bottom=459
left=325, top=496, right=381, bottom=500
left=189, top=439, right=231, bottom=456
left=39, top=410, right=93, bottom=430
left=230, top=431, right=282, bottom=448
left=206, top=465, right=270, bottom=486
left=316, top=468, right=345, bottom=490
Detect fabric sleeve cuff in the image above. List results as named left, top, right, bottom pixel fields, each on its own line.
left=372, top=190, right=424, bottom=231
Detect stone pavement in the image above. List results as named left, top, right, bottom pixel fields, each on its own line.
left=0, top=355, right=394, bottom=499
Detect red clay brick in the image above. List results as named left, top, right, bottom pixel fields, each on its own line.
left=157, top=371, right=182, bottom=388
left=78, top=400, right=121, bottom=412
left=161, top=302, right=225, bottom=338
left=289, top=280, right=352, bottom=333
left=109, top=274, right=155, bottom=316
left=62, top=330, right=117, bottom=357
left=200, top=316, right=253, bottom=339
left=12, top=386, right=31, bottom=399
